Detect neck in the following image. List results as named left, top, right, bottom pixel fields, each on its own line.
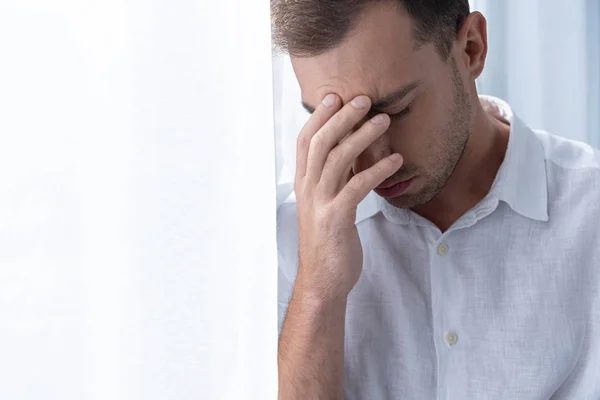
left=411, top=103, right=510, bottom=232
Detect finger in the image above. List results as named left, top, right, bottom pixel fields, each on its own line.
left=305, top=95, right=372, bottom=184
left=295, top=94, right=341, bottom=182
left=336, top=153, right=404, bottom=208
left=320, top=113, right=391, bottom=192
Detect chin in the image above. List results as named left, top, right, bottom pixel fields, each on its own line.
left=386, top=195, right=425, bottom=209
left=385, top=184, right=440, bottom=209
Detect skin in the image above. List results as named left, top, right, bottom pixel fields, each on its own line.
left=278, top=2, right=511, bottom=399
left=293, top=1, right=510, bottom=231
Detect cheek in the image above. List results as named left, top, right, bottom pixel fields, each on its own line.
left=396, top=96, right=451, bottom=152
left=388, top=116, right=434, bottom=159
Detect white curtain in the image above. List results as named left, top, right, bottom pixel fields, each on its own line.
left=274, top=1, right=600, bottom=185
left=273, top=53, right=306, bottom=189
left=472, top=0, right=600, bottom=146
left=0, top=1, right=276, bottom=399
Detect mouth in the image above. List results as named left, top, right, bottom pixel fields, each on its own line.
left=374, top=177, right=415, bottom=198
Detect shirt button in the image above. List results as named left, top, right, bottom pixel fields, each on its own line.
left=437, top=243, right=449, bottom=256
left=446, top=332, right=458, bottom=346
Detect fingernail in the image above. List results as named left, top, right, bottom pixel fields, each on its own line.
left=322, top=94, right=336, bottom=108
left=351, top=96, right=369, bottom=109
left=371, top=114, right=388, bottom=125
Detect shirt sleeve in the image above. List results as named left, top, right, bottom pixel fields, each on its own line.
left=276, top=201, right=300, bottom=336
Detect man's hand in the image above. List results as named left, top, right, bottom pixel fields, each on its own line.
left=294, top=93, right=403, bottom=300
left=278, top=93, right=402, bottom=400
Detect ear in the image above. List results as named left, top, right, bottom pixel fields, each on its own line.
left=455, top=12, right=488, bottom=81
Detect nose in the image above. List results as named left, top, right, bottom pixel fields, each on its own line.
left=352, top=130, right=392, bottom=174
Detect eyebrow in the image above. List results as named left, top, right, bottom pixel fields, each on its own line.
left=301, top=80, right=422, bottom=115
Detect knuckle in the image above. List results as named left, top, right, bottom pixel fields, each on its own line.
left=293, top=179, right=303, bottom=194
left=360, top=124, right=385, bottom=145
left=297, top=133, right=309, bottom=147
left=329, top=107, right=363, bottom=133
left=340, top=108, right=364, bottom=127
left=326, top=148, right=343, bottom=167
left=349, top=173, right=365, bottom=191
left=310, top=132, right=324, bottom=150
left=371, top=161, right=386, bottom=174
left=381, top=157, right=398, bottom=172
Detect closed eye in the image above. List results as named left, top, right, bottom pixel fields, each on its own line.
left=389, top=103, right=411, bottom=119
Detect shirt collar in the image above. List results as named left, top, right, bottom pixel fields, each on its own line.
left=357, top=95, right=549, bottom=225
left=489, top=96, right=549, bottom=222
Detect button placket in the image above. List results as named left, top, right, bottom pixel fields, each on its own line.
left=437, top=242, right=449, bottom=256
left=446, top=332, right=458, bottom=346
left=431, top=236, right=452, bottom=397
left=437, top=241, right=459, bottom=349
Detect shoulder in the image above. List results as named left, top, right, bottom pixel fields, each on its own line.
left=531, top=129, right=600, bottom=233
left=535, top=130, right=600, bottom=202
left=535, top=129, right=600, bottom=171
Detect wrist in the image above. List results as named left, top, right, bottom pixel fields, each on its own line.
left=294, top=270, right=350, bottom=309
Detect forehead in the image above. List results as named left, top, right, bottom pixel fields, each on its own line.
left=292, top=2, right=437, bottom=107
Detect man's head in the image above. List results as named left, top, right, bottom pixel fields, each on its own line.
left=272, top=0, right=488, bottom=208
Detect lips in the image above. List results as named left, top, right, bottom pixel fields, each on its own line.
left=374, top=177, right=414, bottom=198
left=377, top=176, right=411, bottom=190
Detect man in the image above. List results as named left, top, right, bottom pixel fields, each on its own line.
left=273, top=0, right=600, bottom=398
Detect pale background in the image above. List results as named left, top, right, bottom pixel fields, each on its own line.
left=0, top=0, right=598, bottom=399
left=0, top=0, right=276, bottom=399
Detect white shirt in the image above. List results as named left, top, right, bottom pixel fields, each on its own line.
left=277, top=96, right=600, bottom=399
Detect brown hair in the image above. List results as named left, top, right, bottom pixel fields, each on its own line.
left=271, top=0, right=470, bottom=60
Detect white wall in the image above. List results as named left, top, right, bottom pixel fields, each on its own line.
left=473, top=0, right=598, bottom=144
left=0, top=1, right=277, bottom=399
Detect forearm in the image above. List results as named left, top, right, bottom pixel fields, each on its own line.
left=278, top=280, right=348, bottom=400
